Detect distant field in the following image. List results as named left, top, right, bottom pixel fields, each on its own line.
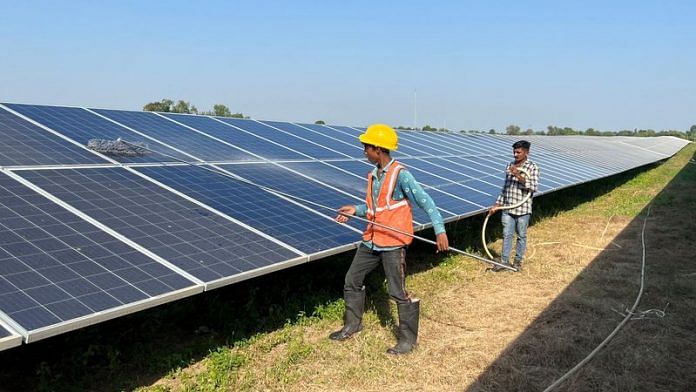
left=0, top=143, right=693, bottom=392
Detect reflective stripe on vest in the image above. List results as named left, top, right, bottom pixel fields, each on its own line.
left=363, top=162, right=414, bottom=246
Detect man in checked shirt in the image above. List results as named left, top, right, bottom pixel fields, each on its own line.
left=488, top=140, right=540, bottom=272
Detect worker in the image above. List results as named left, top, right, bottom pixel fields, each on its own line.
left=331, top=123, right=449, bottom=355
left=488, top=140, right=540, bottom=272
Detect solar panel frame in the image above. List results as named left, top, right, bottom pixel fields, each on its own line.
left=0, top=317, right=22, bottom=351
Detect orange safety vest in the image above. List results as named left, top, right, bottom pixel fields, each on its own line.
left=362, top=162, right=414, bottom=247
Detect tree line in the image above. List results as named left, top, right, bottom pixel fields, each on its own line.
left=142, top=100, right=695, bottom=140
left=142, top=99, right=248, bottom=118
left=397, top=124, right=696, bottom=140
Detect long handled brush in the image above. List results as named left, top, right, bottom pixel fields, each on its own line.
left=87, top=138, right=150, bottom=157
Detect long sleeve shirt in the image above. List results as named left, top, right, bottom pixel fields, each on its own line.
left=354, top=159, right=445, bottom=251
left=495, top=159, right=540, bottom=215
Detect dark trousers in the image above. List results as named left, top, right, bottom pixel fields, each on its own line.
left=344, top=244, right=411, bottom=304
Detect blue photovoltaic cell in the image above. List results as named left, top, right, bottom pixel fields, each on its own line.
left=160, top=113, right=306, bottom=161
left=429, top=158, right=502, bottom=186
left=325, top=159, right=374, bottom=179
left=294, top=123, right=360, bottom=144
left=281, top=161, right=367, bottom=196
left=409, top=158, right=501, bottom=196
left=302, top=123, right=419, bottom=158
left=92, top=109, right=255, bottom=162
left=394, top=133, right=444, bottom=156
left=0, top=106, right=107, bottom=166
left=135, top=165, right=360, bottom=253
left=17, top=168, right=302, bottom=283
left=259, top=121, right=361, bottom=159
left=0, top=172, right=194, bottom=332
left=326, top=125, right=362, bottom=135
left=217, top=118, right=343, bottom=160
left=215, top=163, right=365, bottom=231
left=445, top=157, right=501, bottom=177
left=2, top=104, right=190, bottom=164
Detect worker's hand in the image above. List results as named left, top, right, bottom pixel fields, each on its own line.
left=487, top=205, right=499, bottom=216
left=508, top=166, right=525, bottom=181
left=335, top=205, right=356, bottom=223
left=435, top=233, right=449, bottom=253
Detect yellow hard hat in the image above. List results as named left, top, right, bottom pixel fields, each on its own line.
left=359, top=123, right=398, bottom=151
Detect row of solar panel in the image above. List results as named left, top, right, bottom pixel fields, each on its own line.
left=0, top=103, right=688, bottom=350
left=1, top=103, right=675, bottom=170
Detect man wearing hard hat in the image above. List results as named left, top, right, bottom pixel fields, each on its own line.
left=332, top=124, right=449, bottom=355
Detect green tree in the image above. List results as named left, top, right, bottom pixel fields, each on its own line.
left=422, top=125, right=437, bottom=131
left=315, top=120, right=326, bottom=125
left=505, top=124, right=521, bottom=135
left=688, top=125, right=696, bottom=141
left=213, top=104, right=232, bottom=117
left=525, top=128, right=534, bottom=135
left=172, top=100, right=197, bottom=114
left=143, top=99, right=174, bottom=112
left=488, top=129, right=496, bottom=134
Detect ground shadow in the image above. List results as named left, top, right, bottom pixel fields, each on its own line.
left=466, top=149, right=696, bottom=391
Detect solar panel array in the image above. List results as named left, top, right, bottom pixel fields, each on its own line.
left=0, top=102, right=689, bottom=350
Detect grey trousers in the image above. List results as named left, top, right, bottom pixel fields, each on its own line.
left=344, top=244, right=411, bottom=304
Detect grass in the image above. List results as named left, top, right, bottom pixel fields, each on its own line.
left=0, top=143, right=693, bottom=391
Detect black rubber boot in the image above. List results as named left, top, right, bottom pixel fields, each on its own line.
left=329, top=287, right=365, bottom=341
left=386, top=300, right=420, bottom=355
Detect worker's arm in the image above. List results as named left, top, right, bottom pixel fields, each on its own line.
left=398, top=170, right=448, bottom=252
left=524, top=163, right=539, bottom=193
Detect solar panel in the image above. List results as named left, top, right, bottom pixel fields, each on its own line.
left=92, top=109, right=254, bottom=162
left=0, top=171, right=198, bottom=342
left=215, top=162, right=365, bottom=227
left=281, top=161, right=367, bottom=196
left=2, top=103, right=191, bottom=164
left=262, top=121, right=364, bottom=158
left=16, top=168, right=304, bottom=285
left=297, top=123, right=420, bottom=158
left=217, top=118, right=346, bottom=160
left=0, top=106, right=107, bottom=166
left=158, top=113, right=306, bottom=161
left=134, top=165, right=361, bottom=255
left=0, top=101, right=690, bottom=350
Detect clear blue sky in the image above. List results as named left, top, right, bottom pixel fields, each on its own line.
left=2, top=1, right=694, bottom=132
